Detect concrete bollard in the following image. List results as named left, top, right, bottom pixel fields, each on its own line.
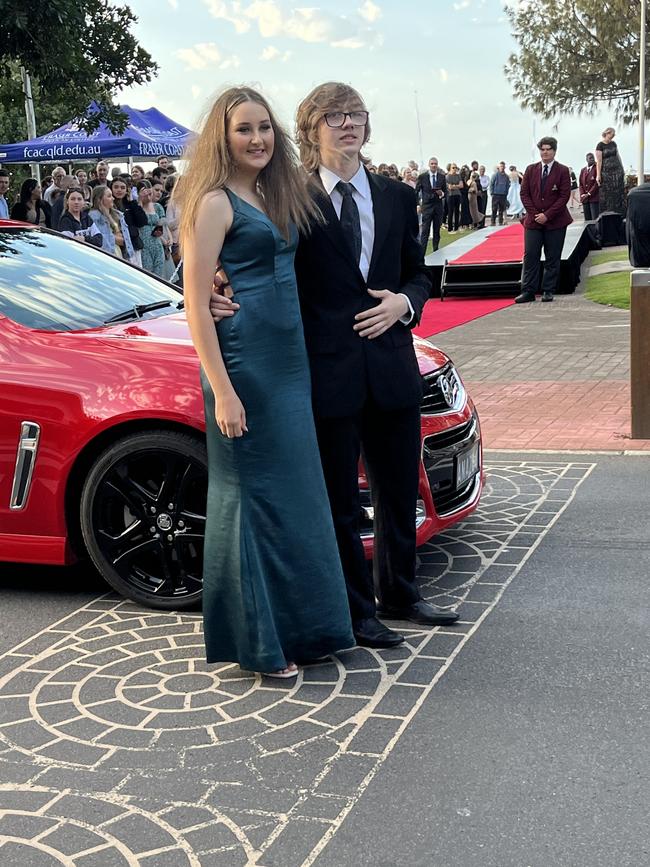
left=630, top=269, right=650, bottom=439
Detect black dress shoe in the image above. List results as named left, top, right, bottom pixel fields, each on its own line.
left=353, top=617, right=405, bottom=648
left=541, top=291, right=554, bottom=302
left=514, top=291, right=536, bottom=304
left=377, top=600, right=460, bottom=626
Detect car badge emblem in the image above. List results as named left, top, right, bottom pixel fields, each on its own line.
left=439, top=375, right=455, bottom=407
left=157, top=513, right=173, bottom=531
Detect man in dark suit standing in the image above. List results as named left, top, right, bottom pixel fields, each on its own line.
left=515, top=136, right=572, bottom=303
left=415, top=157, right=447, bottom=252
left=211, top=82, right=459, bottom=648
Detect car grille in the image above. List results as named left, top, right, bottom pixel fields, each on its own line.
left=421, top=364, right=465, bottom=414
left=359, top=488, right=426, bottom=538
left=422, top=414, right=481, bottom=516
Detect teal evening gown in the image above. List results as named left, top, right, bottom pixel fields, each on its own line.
left=200, top=189, right=354, bottom=672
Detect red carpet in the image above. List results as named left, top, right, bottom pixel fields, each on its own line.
left=450, top=222, right=524, bottom=265
left=413, top=296, right=515, bottom=338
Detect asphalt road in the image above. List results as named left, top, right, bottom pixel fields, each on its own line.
left=315, top=453, right=650, bottom=867
left=0, top=453, right=648, bottom=866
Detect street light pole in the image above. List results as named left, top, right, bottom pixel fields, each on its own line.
left=639, top=0, right=647, bottom=185
left=414, top=90, right=424, bottom=169
left=20, top=66, right=40, bottom=184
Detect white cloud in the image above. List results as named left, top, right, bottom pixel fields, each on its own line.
left=203, top=0, right=381, bottom=49
left=191, top=85, right=202, bottom=99
left=203, top=0, right=250, bottom=32
left=331, top=37, right=366, bottom=49
left=283, top=7, right=336, bottom=42
left=453, top=0, right=471, bottom=9
left=167, top=0, right=178, bottom=8
left=259, top=45, right=291, bottom=61
left=358, top=0, right=382, bottom=22
left=175, top=42, right=240, bottom=70
left=243, top=0, right=284, bottom=36
left=439, top=68, right=449, bottom=83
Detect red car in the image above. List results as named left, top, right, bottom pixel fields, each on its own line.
left=0, top=222, right=482, bottom=609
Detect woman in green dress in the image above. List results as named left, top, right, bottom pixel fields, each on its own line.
left=178, top=87, right=354, bottom=678
left=137, top=180, right=166, bottom=276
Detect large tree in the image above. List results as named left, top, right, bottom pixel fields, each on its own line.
left=0, top=0, right=158, bottom=141
left=505, top=0, right=649, bottom=124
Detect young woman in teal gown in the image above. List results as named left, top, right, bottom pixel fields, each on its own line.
left=178, top=87, right=354, bottom=678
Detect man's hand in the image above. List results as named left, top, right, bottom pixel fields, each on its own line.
left=353, top=289, right=409, bottom=339
left=209, top=266, right=239, bottom=322
left=534, top=212, right=548, bottom=224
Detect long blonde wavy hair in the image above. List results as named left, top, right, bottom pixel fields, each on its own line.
left=176, top=86, right=319, bottom=245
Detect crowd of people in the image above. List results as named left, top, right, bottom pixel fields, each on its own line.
left=0, top=126, right=627, bottom=287
left=365, top=129, right=626, bottom=253
left=0, top=156, right=180, bottom=280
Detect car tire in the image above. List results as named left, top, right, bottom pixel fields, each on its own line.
left=80, top=430, right=208, bottom=610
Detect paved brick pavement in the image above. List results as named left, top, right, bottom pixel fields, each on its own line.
left=430, top=252, right=650, bottom=452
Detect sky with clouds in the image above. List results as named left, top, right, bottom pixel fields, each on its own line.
left=116, top=0, right=646, bottom=174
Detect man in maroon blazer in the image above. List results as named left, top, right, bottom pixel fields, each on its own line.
left=579, top=152, right=600, bottom=221
left=516, top=136, right=572, bottom=303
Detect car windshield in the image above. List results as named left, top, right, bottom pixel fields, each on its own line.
left=0, top=227, right=183, bottom=331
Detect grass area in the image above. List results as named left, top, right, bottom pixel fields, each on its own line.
left=425, top=227, right=475, bottom=256
left=584, top=271, right=630, bottom=309
left=590, top=248, right=630, bottom=266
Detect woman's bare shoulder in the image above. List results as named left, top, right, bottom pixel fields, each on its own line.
left=197, top=188, right=233, bottom=226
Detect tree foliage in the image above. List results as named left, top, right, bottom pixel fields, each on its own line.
left=0, top=0, right=158, bottom=139
left=505, top=0, right=649, bottom=124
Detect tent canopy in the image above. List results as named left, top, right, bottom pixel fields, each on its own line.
left=0, top=103, right=195, bottom=163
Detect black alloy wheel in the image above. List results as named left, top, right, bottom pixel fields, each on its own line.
left=80, top=431, right=208, bottom=609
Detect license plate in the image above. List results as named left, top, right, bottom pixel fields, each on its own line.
left=456, top=443, right=480, bottom=487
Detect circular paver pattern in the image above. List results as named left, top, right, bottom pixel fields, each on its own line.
left=0, top=620, right=386, bottom=768
left=0, top=786, right=228, bottom=866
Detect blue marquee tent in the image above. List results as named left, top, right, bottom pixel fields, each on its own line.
left=0, top=103, right=195, bottom=163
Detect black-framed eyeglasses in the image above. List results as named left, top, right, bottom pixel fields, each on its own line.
left=324, top=110, right=369, bottom=128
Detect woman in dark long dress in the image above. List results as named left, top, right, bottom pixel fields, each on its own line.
left=178, top=87, right=354, bottom=678
left=459, top=165, right=472, bottom=227
left=595, top=127, right=626, bottom=214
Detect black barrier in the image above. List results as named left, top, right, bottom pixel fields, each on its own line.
left=598, top=211, right=626, bottom=247
left=627, top=182, right=650, bottom=266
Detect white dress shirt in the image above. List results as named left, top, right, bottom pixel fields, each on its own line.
left=319, top=163, right=374, bottom=281
left=0, top=195, right=9, bottom=220
left=318, top=162, right=414, bottom=323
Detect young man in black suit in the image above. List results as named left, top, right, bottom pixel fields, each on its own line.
left=211, top=82, right=459, bottom=648
left=415, top=156, right=447, bottom=252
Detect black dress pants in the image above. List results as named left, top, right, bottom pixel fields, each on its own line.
left=491, top=194, right=507, bottom=224
left=521, top=226, right=567, bottom=296
left=586, top=201, right=600, bottom=220
left=420, top=201, right=443, bottom=252
left=447, top=197, right=460, bottom=231
left=315, top=398, right=422, bottom=623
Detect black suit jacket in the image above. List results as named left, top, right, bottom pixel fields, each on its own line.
left=415, top=170, right=447, bottom=209
left=294, top=169, right=431, bottom=419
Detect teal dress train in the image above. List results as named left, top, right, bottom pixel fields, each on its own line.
left=201, top=189, right=354, bottom=672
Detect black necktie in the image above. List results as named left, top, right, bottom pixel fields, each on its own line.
left=336, top=181, right=362, bottom=264
left=541, top=164, right=549, bottom=193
